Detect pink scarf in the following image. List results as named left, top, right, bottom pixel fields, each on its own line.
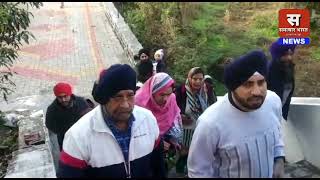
left=135, top=73, right=181, bottom=136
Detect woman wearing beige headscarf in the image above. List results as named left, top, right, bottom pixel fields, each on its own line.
left=175, top=67, right=214, bottom=175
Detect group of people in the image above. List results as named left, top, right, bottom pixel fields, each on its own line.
left=44, top=39, right=297, bottom=178
left=134, top=48, right=167, bottom=88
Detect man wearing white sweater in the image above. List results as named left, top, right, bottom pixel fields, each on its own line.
left=187, top=50, right=285, bottom=178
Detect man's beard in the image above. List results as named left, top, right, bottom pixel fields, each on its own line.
left=61, top=100, right=73, bottom=108
left=233, top=91, right=266, bottom=111
left=280, top=62, right=295, bottom=83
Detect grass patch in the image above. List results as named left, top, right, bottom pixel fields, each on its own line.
left=214, top=80, right=228, bottom=96
left=191, top=2, right=227, bottom=31
left=0, top=123, right=18, bottom=178
left=311, top=47, right=320, bottom=61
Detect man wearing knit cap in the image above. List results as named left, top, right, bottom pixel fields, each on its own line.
left=45, top=82, right=92, bottom=151
left=267, top=41, right=296, bottom=120
left=91, top=68, right=108, bottom=99
left=58, top=64, right=164, bottom=178
left=187, top=50, right=285, bottom=178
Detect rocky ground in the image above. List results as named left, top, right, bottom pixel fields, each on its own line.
left=285, top=160, right=320, bottom=178
left=0, top=113, right=18, bottom=178
left=166, top=159, right=320, bottom=178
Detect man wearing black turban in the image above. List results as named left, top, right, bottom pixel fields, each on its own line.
left=187, top=50, right=285, bottom=178
left=58, top=64, right=165, bottom=178
left=135, top=48, right=154, bottom=85
left=267, top=41, right=296, bottom=120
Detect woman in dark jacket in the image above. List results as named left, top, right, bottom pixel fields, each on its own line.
left=153, top=49, right=167, bottom=73
left=174, top=67, right=216, bottom=175
left=203, top=75, right=218, bottom=105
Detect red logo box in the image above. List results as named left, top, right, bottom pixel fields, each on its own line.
left=278, top=9, right=310, bottom=38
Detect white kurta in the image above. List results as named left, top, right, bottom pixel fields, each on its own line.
left=188, top=90, right=285, bottom=178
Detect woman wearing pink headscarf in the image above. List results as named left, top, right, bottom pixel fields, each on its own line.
left=135, top=72, right=183, bottom=176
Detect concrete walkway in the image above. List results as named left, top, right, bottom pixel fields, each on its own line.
left=2, top=2, right=128, bottom=102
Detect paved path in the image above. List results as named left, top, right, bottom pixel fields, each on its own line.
left=1, top=2, right=128, bottom=102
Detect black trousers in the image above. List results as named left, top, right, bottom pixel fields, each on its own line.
left=151, top=139, right=167, bottom=177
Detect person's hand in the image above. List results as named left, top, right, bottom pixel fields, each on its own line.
left=273, top=157, right=285, bottom=178
left=163, top=140, right=171, bottom=151
left=181, top=114, right=193, bottom=126
left=168, top=139, right=181, bottom=151
left=179, top=144, right=189, bottom=156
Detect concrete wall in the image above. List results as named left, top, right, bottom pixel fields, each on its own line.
left=101, top=2, right=143, bottom=66
left=287, top=97, right=320, bottom=168
left=3, top=95, right=56, bottom=178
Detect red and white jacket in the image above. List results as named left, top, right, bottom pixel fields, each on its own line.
left=57, top=105, right=161, bottom=178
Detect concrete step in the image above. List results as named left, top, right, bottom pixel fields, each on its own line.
left=5, top=144, right=56, bottom=178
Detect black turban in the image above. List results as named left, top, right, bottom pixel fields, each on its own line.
left=223, top=50, right=268, bottom=91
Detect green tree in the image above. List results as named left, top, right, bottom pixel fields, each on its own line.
left=0, top=2, right=42, bottom=101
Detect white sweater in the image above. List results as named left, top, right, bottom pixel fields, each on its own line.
left=187, top=90, right=285, bottom=178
